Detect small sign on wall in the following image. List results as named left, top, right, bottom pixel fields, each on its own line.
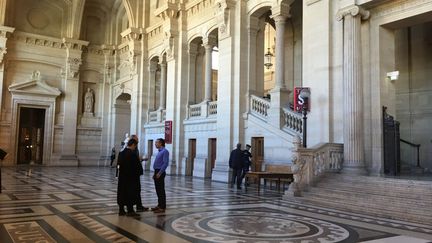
left=165, top=120, right=172, bottom=144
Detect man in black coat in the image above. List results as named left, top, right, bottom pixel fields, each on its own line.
left=117, top=139, right=142, bottom=217
left=229, top=143, right=244, bottom=189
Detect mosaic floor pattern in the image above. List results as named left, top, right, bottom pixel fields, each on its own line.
left=0, top=167, right=431, bottom=243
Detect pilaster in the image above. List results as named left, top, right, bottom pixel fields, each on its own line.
left=0, top=26, right=14, bottom=113
left=336, top=5, right=369, bottom=174
left=60, top=38, right=89, bottom=165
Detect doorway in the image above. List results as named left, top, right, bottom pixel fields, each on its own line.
left=186, top=139, right=196, bottom=176
left=207, top=138, right=217, bottom=177
left=17, top=107, right=45, bottom=165
left=251, top=137, right=264, bottom=172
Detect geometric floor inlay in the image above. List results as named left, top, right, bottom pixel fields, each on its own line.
left=1, top=167, right=431, bottom=243
left=172, top=210, right=354, bottom=242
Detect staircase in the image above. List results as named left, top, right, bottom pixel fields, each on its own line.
left=284, top=173, right=432, bottom=224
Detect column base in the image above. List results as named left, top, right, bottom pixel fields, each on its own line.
left=342, top=164, right=368, bottom=175
left=57, top=155, right=79, bottom=166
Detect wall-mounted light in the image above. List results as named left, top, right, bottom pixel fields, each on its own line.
left=386, top=71, right=399, bottom=81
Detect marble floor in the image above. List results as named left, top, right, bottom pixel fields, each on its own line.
left=0, top=167, right=431, bottom=243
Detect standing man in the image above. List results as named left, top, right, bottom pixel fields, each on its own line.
left=130, top=134, right=148, bottom=212
left=151, top=138, right=169, bottom=213
left=229, top=143, right=244, bottom=189
left=117, top=139, right=141, bottom=217
left=242, top=144, right=252, bottom=185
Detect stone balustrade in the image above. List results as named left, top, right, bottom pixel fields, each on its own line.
left=282, top=107, right=303, bottom=135
left=148, top=108, right=166, bottom=123
left=186, top=101, right=217, bottom=119
left=250, top=95, right=270, bottom=120
left=287, top=136, right=343, bottom=197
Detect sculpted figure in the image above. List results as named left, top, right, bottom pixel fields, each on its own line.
left=84, top=88, right=94, bottom=113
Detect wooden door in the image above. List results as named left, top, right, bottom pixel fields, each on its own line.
left=186, top=139, right=196, bottom=176
left=251, top=137, right=264, bottom=172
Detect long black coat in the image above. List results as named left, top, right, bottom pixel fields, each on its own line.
left=229, top=148, right=244, bottom=169
left=117, top=148, right=142, bottom=206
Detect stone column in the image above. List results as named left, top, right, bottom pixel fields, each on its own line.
left=203, top=37, right=216, bottom=102
left=273, top=15, right=286, bottom=91
left=247, top=19, right=259, bottom=93
left=159, top=60, right=167, bottom=110
left=60, top=38, right=89, bottom=165
left=337, top=6, right=369, bottom=174
left=148, top=62, right=157, bottom=111
left=0, top=26, right=14, bottom=110
left=188, top=43, right=198, bottom=104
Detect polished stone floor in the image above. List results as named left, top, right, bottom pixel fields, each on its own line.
left=0, top=167, right=431, bottom=243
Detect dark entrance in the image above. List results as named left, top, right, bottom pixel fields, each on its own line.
left=17, top=107, right=45, bottom=165
left=383, top=106, right=400, bottom=175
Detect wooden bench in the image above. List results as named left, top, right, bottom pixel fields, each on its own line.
left=264, top=164, right=293, bottom=191
left=245, top=164, right=293, bottom=193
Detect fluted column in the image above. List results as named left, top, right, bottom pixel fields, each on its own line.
left=148, top=62, right=157, bottom=111
left=337, top=6, right=369, bottom=174
left=203, top=38, right=215, bottom=102
left=273, top=15, right=286, bottom=91
left=159, top=60, right=167, bottom=109
left=188, top=43, right=198, bottom=104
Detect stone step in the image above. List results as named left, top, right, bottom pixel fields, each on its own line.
left=312, top=182, right=432, bottom=200
left=307, top=187, right=432, bottom=208
left=303, top=188, right=432, bottom=216
left=285, top=174, right=432, bottom=224
left=288, top=195, right=432, bottom=224
left=322, top=174, right=432, bottom=187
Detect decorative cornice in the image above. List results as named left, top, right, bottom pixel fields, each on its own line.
left=12, top=31, right=65, bottom=50
left=155, top=2, right=180, bottom=20
left=186, top=0, right=215, bottom=18
left=120, top=27, right=143, bottom=42
left=62, top=38, right=89, bottom=51
left=336, top=5, right=370, bottom=21
left=0, top=26, right=15, bottom=38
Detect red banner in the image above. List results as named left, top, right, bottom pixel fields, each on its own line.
left=293, top=87, right=310, bottom=113
left=164, top=120, right=172, bottom=144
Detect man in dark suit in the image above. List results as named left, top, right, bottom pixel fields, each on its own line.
left=229, top=143, right=244, bottom=189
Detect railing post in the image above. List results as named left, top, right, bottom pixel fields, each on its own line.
left=417, top=146, right=420, bottom=168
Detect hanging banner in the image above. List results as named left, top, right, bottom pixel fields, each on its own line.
left=293, top=87, right=310, bottom=112
left=164, top=120, right=173, bottom=144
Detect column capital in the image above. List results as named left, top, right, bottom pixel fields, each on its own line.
left=336, top=5, right=370, bottom=22
left=271, top=0, right=294, bottom=19
left=214, top=0, right=236, bottom=38
left=202, top=36, right=217, bottom=48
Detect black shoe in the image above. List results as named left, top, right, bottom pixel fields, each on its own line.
left=237, top=186, right=242, bottom=189
left=136, top=206, right=149, bottom=212
left=126, top=211, right=140, bottom=217
left=118, top=211, right=126, bottom=216
left=153, top=208, right=165, bottom=213
left=151, top=206, right=160, bottom=212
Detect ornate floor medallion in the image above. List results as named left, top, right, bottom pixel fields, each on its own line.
left=171, top=210, right=353, bottom=242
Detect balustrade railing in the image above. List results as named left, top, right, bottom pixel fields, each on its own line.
left=288, top=136, right=343, bottom=197
left=208, top=101, right=218, bottom=116
left=282, top=108, right=303, bottom=135
left=250, top=95, right=270, bottom=120
left=186, top=101, right=217, bottom=119
left=148, top=108, right=166, bottom=123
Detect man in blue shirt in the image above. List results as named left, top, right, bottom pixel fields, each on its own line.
left=151, top=138, right=169, bottom=213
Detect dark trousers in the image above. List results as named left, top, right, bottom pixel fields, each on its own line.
left=153, top=169, right=166, bottom=209
left=231, top=168, right=243, bottom=188
left=136, top=178, right=143, bottom=208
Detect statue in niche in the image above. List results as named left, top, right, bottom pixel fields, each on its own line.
left=84, top=88, right=94, bottom=114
